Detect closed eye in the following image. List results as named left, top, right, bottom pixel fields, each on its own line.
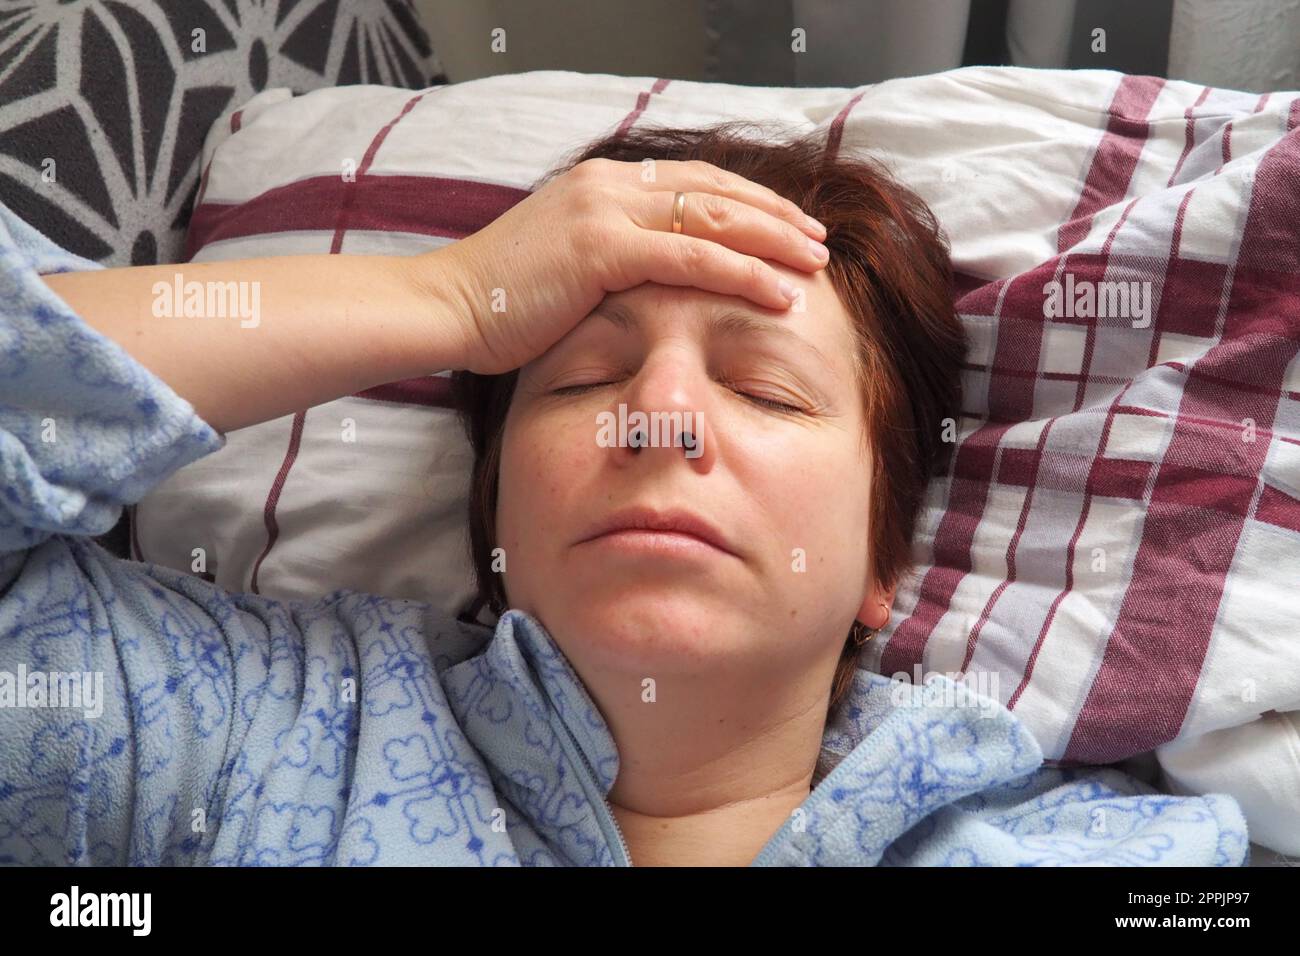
left=736, top=390, right=804, bottom=414
left=551, top=381, right=615, bottom=396
left=554, top=380, right=803, bottom=414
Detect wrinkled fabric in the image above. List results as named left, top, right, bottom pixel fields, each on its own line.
left=0, top=203, right=1251, bottom=866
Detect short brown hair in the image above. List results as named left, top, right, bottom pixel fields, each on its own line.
left=452, top=120, right=966, bottom=719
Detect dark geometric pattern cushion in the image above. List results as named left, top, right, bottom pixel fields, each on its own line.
left=0, top=0, right=446, bottom=267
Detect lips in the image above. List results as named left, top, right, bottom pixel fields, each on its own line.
left=576, top=506, right=738, bottom=557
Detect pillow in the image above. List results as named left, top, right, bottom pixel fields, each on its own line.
left=139, top=68, right=1300, bottom=798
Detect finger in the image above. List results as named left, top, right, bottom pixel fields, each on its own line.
left=642, top=159, right=828, bottom=239
left=632, top=233, right=803, bottom=312
left=633, top=189, right=829, bottom=275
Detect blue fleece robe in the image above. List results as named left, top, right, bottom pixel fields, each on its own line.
left=0, top=202, right=1250, bottom=866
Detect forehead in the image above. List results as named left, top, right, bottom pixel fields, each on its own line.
left=588, top=263, right=858, bottom=371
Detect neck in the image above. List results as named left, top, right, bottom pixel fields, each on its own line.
left=610, top=775, right=815, bottom=867
left=585, top=660, right=832, bottom=866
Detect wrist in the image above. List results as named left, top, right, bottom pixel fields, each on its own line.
left=387, top=243, right=481, bottom=375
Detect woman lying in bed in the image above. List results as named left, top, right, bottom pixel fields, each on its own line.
left=0, top=122, right=1248, bottom=866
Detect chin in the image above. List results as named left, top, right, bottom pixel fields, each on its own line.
left=548, top=589, right=745, bottom=671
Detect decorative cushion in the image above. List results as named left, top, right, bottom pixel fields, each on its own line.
left=0, top=0, right=445, bottom=267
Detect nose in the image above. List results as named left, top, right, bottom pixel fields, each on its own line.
left=612, top=347, right=716, bottom=470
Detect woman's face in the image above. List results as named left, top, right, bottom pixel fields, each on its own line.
left=494, top=263, right=882, bottom=686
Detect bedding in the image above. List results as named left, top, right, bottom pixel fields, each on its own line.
left=0, top=199, right=1251, bottom=866
left=132, top=66, right=1300, bottom=852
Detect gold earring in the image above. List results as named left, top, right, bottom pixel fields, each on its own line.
left=850, top=620, right=877, bottom=647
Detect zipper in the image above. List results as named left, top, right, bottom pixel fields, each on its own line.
left=603, top=793, right=633, bottom=867
left=554, top=714, right=633, bottom=866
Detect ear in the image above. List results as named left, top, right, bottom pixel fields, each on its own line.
left=855, top=580, right=896, bottom=631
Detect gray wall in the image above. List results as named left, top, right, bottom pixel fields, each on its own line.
left=414, top=0, right=1282, bottom=92
left=416, top=0, right=712, bottom=82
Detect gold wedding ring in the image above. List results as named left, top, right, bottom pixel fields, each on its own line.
left=672, top=191, right=686, bottom=234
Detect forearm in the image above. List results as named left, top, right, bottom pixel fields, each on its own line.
left=41, top=250, right=469, bottom=435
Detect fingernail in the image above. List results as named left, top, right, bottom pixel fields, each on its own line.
left=807, top=238, right=829, bottom=261
left=805, top=215, right=828, bottom=237
left=779, top=278, right=798, bottom=302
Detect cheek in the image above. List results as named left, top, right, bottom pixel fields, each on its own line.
left=496, top=411, right=599, bottom=570
left=745, top=429, right=871, bottom=584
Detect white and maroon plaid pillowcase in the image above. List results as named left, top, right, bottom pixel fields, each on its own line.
left=139, top=69, right=1300, bottom=785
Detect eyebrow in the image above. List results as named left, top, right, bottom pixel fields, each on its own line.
left=591, top=301, right=836, bottom=370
